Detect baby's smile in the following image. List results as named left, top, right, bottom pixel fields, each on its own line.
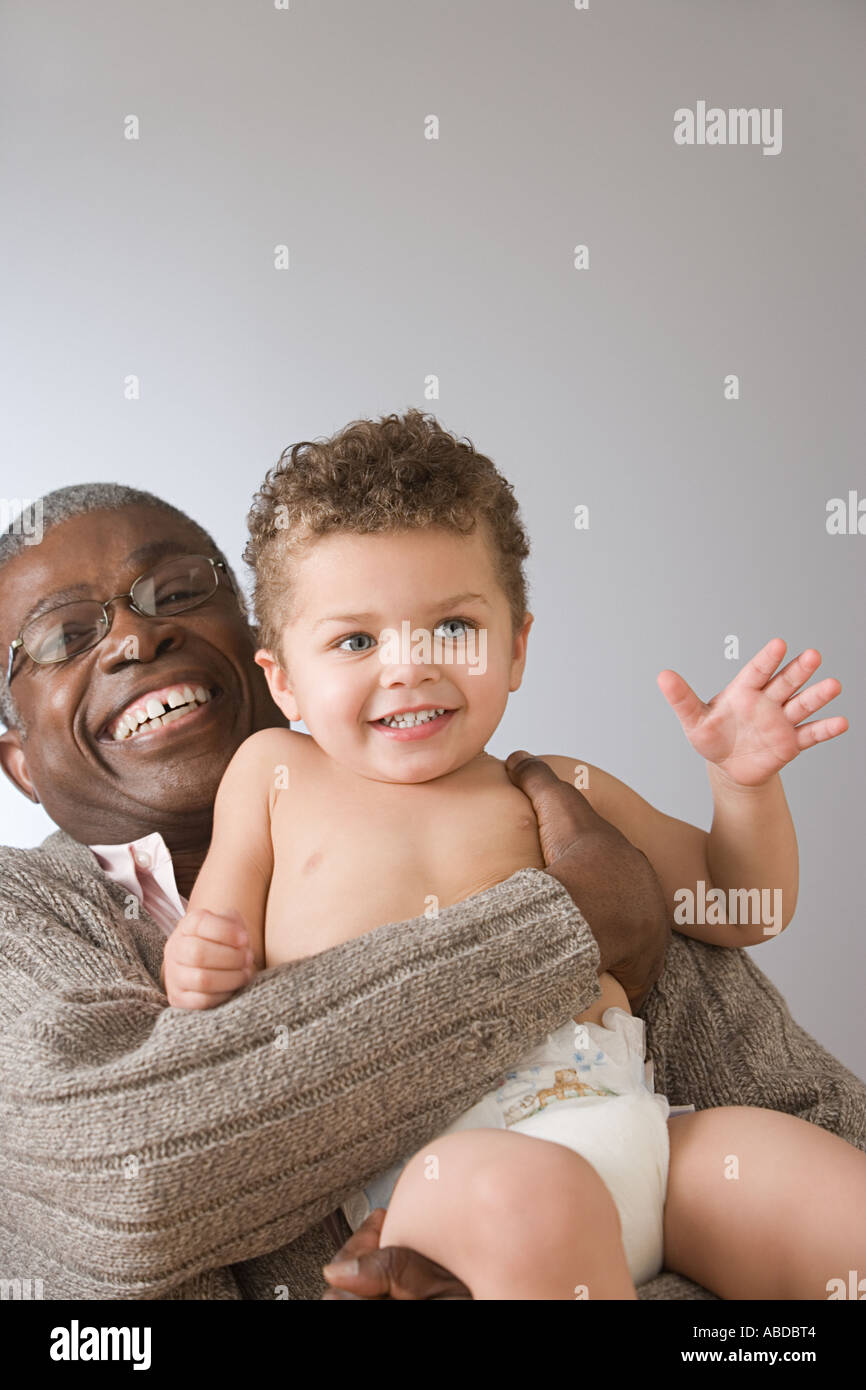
left=369, top=706, right=457, bottom=740
left=254, top=526, right=533, bottom=785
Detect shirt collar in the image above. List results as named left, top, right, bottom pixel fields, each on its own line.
left=89, top=830, right=187, bottom=927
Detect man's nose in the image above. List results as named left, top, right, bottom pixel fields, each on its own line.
left=95, top=603, right=188, bottom=667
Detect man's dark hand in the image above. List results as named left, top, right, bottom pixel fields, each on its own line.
left=322, top=1208, right=471, bottom=1300
left=505, top=750, right=671, bottom=1012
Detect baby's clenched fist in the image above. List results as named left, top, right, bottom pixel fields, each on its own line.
left=162, top=907, right=256, bottom=1009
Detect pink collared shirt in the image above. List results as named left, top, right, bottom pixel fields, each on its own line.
left=89, top=831, right=188, bottom=937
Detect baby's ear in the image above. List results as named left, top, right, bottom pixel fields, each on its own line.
left=254, top=648, right=301, bottom=722
left=508, top=612, right=534, bottom=691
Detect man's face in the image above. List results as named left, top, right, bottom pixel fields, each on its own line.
left=257, top=525, right=532, bottom=785
left=0, top=505, right=284, bottom=845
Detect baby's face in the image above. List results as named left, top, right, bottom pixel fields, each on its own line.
left=258, top=526, right=532, bottom=783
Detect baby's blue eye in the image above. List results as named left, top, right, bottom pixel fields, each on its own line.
left=434, top=618, right=473, bottom=640
left=337, top=633, right=375, bottom=652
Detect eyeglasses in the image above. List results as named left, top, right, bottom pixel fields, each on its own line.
left=6, top=554, right=233, bottom=685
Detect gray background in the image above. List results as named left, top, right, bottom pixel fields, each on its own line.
left=1, top=2, right=863, bottom=1078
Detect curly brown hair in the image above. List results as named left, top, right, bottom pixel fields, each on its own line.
left=244, top=408, right=531, bottom=662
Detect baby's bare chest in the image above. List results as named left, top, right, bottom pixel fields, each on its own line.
left=265, top=762, right=547, bottom=963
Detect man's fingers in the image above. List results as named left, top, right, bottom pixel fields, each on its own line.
left=504, top=748, right=532, bottom=772
left=322, top=1244, right=471, bottom=1300
left=325, top=1208, right=386, bottom=1266
left=505, top=750, right=598, bottom=860
left=505, top=750, right=592, bottom=817
left=381, top=1246, right=471, bottom=1300
left=323, top=1247, right=394, bottom=1298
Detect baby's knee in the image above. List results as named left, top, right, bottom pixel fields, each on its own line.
left=380, top=1128, right=628, bottom=1298
left=381, top=1128, right=619, bottom=1259
left=471, top=1134, right=623, bottom=1249
left=379, top=1129, right=501, bottom=1253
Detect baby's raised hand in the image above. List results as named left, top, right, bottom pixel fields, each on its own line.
left=657, top=638, right=848, bottom=788
left=162, top=907, right=256, bottom=1009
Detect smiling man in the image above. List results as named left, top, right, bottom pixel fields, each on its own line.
left=0, top=482, right=863, bottom=1304
left=0, top=511, right=280, bottom=887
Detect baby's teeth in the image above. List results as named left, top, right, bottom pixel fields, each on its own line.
left=385, top=708, right=445, bottom=727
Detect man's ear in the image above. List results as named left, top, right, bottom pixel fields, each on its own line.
left=254, top=649, right=302, bottom=723
left=508, top=612, right=534, bottom=693
left=0, top=729, right=40, bottom=803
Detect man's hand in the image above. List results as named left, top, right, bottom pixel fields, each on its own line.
left=321, top=1209, right=471, bottom=1300
left=505, top=750, right=670, bottom=1012
left=162, top=907, right=256, bottom=1009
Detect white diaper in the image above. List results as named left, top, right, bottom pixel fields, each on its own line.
left=342, top=1008, right=695, bottom=1288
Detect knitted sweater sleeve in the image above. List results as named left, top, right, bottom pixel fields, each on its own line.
left=0, top=864, right=600, bottom=1298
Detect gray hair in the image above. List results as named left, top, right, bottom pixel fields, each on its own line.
left=0, top=482, right=250, bottom=735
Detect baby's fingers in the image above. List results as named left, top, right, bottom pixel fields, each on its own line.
left=180, top=907, right=249, bottom=947
left=166, top=963, right=252, bottom=1008
left=794, top=715, right=849, bottom=750
left=762, top=646, right=821, bottom=704
left=782, top=676, right=841, bottom=724
left=172, top=934, right=253, bottom=972
left=167, top=985, right=243, bottom=1011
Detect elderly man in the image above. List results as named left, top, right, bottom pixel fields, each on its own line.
left=0, top=483, right=863, bottom=1302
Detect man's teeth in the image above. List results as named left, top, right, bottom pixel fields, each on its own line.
left=112, top=686, right=211, bottom=740
left=379, top=707, right=446, bottom=729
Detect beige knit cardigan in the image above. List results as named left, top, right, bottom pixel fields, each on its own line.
left=1, top=830, right=863, bottom=1300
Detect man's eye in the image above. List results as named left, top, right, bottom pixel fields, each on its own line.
left=337, top=633, right=376, bottom=653
left=434, top=618, right=475, bottom=640
left=156, top=586, right=196, bottom=604
left=35, top=624, right=96, bottom=660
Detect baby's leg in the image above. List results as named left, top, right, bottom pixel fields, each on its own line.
left=378, top=1127, right=636, bottom=1300
left=664, top=1106, right=866, bottom=1299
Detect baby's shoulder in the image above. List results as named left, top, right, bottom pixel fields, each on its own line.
left=218, top=727, right=314, bottom=791
left=236, top=725, right=311, bottom=758
left=536, top=753, right=653, bottom=829
left=534, top=753, right=610, bottom=815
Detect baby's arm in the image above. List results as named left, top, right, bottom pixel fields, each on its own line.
left=163, top=729, right=283, bottom=1007
left=538, top=754, right=794, bottom=948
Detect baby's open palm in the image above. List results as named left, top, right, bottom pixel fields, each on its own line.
left=657, top=638, right=848, bottom=787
